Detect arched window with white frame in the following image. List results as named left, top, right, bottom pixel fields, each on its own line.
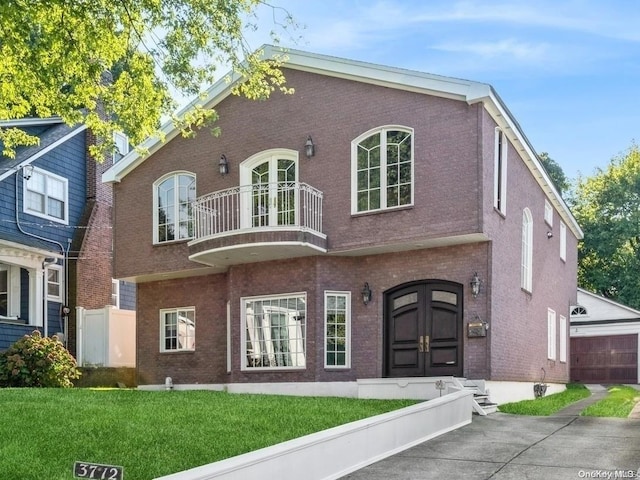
left=153, top=171, right=196, bottom=244
left=351, top=126, right=413, bottom=214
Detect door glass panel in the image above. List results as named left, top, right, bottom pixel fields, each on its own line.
left=432, top=290, right=457, bottom=305
left=251, top=162, right=270, bottom=227
left=277, top=159, right=296, bottom=225
left=393, top=292, right=417, bottom=310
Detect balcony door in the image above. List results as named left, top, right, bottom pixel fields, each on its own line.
left=240, top=149, right=298, bottom=229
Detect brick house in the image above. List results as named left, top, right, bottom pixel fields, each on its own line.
left=104, top=47, right=582, bottom=401
left=0, top=117, right=134, bottom=354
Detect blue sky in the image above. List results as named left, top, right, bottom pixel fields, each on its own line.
left=244, top=0, right=640, bottom=182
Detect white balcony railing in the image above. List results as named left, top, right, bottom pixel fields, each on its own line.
left=192, top=182, right=323, bottom=240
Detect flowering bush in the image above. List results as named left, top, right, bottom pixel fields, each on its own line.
left=0, top=330, right=81, bottom=387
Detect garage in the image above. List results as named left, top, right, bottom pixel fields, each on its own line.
left=570, top=334, right=638, bottom=384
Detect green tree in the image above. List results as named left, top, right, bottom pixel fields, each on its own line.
left=539, top=152, right=570, bottom=197
left=572, top=144, right=640, bottom=309
left=0, top=0, right=294, bottom=160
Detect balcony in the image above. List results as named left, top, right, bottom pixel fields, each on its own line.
left=188, top=181, right=326, bottom=269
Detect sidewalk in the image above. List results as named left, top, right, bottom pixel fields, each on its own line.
left=550, top=384, right=608, bottom=417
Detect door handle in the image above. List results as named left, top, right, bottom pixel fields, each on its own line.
left=419, top=336, right=424, bottom=353
left=425, top=335, right=430, bottom=353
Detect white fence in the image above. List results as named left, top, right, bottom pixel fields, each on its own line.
left=76, top=306, right=136, bottom=367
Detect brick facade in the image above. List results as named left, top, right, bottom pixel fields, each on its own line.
left=109, top=53, right=580, bottom=386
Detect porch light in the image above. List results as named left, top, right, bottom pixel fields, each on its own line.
left=22, top=164, right=34, bottom=180
left=470, top=272, right=481, bottom=298
left=304, top=136, right=315, bottom=158
left=361, top=282, right=372, bottom=305
left=219, top=154, right=229, bottom=175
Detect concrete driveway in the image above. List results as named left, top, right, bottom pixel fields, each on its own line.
left=342, top=413, right=640, bottom=479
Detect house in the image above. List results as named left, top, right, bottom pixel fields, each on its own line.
left=103, top=46, right=583, bottom=403
left=0, top=116, right=135, bottom=365
left=570, top=288, right=640, bottom=384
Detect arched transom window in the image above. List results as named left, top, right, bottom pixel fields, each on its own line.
left=154, top=172, right=196, bottom=243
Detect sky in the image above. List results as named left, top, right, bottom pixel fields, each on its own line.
left=240, top=0, right=640, bottom=182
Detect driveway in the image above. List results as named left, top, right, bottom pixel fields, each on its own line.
left=342, top=413, right=640, bottom=479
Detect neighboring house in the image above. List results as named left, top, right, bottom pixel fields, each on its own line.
left=570, top=288, right=640, bottom=384
left=0, top=117, right=135, bottom=361
left=103, top=46, right=582, bottom=400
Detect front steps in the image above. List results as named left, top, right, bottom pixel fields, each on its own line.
left=452, top=378, right=498, bottom=415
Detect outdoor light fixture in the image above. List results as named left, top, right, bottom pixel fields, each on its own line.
left=361, top=282, right=372, bottom=305
left=304, top=136, right=315, bottom=158
left=470, top=272, right=481, bottom=298
left=547, top=231, right=553, bottom=239
left=22, top=164, right=34, bottom=180
left=219, top=154, right=229, bottom=175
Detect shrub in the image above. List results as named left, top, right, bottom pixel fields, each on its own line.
left=0, top=330, right=81, bottom=387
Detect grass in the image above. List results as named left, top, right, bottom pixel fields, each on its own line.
left=498, top=383, right=590, bottom=416
left=581, top=385, right=640, bottom=418
left=0, top=388, right=416, bottom=480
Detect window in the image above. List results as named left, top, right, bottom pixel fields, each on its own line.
left=544, top=199, right=553, bottom=226
left=243, top=293, right=306, bottom=369
left=560, top=221, right=567, bottom=261
left=0, top=267, right=7, bottom=317
left=111, top=279, right=120, bottom=309
left=547, top=308, right=557, bottom=361
left=559, top=315, right=567, bottom=363
left=352, top=126, right=413, bottom=213
left=47, top=265, right=62, bottom=302
left=113, top=132, right=129, bottom=163
left=24, top=167, right=68, bottom=224
left=570, top=305, right=587, bottom=316
left=324, top=291, right=351, bottom=368
left=154, top=172, right=196, bottom=243
left=521, top=208, right=533, bottom=292
left=160, top=307, right=195, bottom=352
left=494, top=128, right=508, bottom=215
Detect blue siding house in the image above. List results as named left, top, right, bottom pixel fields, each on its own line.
left=0, top=117, right=135, bottom=353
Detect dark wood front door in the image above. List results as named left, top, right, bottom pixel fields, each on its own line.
left=384, top=281, right=463, bottom=377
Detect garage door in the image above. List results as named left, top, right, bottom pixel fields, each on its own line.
left=571, top=334, right=638, bottom=384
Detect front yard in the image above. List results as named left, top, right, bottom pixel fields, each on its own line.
left=0, top=388, right=415, bottom=480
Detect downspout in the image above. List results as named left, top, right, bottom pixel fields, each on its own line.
left=15, top=169, right=66, bottom=335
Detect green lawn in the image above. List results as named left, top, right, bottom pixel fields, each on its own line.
left=0, top=388, right=416, bottom=480
left=497, top=383, right=591, bottom=416
left=581, top=385, right=640, bottom=417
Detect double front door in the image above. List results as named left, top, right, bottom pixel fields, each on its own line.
left=384, top=281, right=463, bottom=377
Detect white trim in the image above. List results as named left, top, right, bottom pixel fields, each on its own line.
left=544, top=199, right=553, bottom=227
left=159, top=306, right=196, bottom=352
left=188, top=241, right=328, bottom=264
left=189, top=227, right=327, bottom=245
left=241, top=292, right=307, bottom=371
left=521, top=208, right=533, bottom=292
left=493, top=128, right=508, bottom=215
left=226, top=301, right=231, bottom=374
left=548, top=308, right=557, bottom=361
left=23, top=166, right=69, bottom=225
left=153, top=171, right=196, bottom=244
left=111, top=278, right=120, bottom=309
left=560, top=221, right=567, bottom=262
left=46, top=264, right=63, bottom=302
left=559, top=315, right=567, bottom=363
left=113, top=131, right=129, bottom=164
left=324, top=291, right=352, bottom=369
left=351, top=126, right=414, bottom=214
left=0, top=117, right=63, bottom=127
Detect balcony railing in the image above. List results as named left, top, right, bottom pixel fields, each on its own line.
left=192, top=182, right=323, bottom=240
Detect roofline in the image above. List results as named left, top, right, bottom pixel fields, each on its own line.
left=0, top=124, right=87, bottom=183
left=102, top=45, right=582, bottom=238
left=577, top=287, right=640, bottom=317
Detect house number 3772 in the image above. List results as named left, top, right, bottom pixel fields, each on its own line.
left=74, top=461, right=123, bottom=480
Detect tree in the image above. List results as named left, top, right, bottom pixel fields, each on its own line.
left=0, top=0, right=294, bottom=160
left=572, top=144, right=640, bottom=309
left=539, top=152, right=570, bottom=197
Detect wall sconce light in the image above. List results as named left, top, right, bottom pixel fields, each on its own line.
left=304, top=136, right=315, bottom=158
left=470, top=272, right=481, bottom=298
left=22, top=164, right=34, bottom=180
left=546, top=231, right=553, bottom=239
left=361, top=282, right=372, bottom=305
left=219, top=154, right=229, bottom=175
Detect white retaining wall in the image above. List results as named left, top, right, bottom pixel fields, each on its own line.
left=154, top=389, right=473, bottom=480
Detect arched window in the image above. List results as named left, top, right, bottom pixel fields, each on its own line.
left=521, top=208, right=533, bottom=292
left=571, top=305, right=588, bottom=316
left=351, top=126, right=413, bottom=213
left=153, top=172, right=196, bottom=243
